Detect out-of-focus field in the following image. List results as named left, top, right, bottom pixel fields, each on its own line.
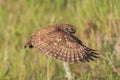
left=0, top=0, right=120, bottom=80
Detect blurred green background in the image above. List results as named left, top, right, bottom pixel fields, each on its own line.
left=0, top=0, right=120, bottom=80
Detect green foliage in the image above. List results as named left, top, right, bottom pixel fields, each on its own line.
left=0, top=0, right=120, bottom=80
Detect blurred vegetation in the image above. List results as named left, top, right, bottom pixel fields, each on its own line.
left=0, top=0, right=120, bottom=80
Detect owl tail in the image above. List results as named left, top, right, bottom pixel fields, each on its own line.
left=24, top=41, right=33, bottom=48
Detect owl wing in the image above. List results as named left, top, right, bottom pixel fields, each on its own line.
left=25, top=30, right=98, bottom=63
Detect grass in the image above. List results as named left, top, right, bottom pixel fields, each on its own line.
left=0, top=0, right=120, bottom=80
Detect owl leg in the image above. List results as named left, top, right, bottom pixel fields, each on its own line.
left=63, top=62, right=74, bottom=80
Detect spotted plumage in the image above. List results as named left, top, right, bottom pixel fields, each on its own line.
left=24, top=24, right=99, bottom=63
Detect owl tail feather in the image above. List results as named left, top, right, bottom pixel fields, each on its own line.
left=24, top=41, right=33, bottom=48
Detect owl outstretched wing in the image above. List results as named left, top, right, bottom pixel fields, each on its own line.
left=24, top=27, right=98, bottom=63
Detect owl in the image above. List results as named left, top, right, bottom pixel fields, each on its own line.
left=24, top=24, right=98, bottom=63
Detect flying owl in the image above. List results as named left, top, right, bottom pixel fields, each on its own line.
left=24, top=24, right=98, bottom=63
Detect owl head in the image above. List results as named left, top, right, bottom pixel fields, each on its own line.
left=58, top=24, right=76, bottom=34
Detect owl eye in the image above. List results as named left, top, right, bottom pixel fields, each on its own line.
left=67, top=27, right=76, bottom=34
left=58, top=24, right=76, bottom=34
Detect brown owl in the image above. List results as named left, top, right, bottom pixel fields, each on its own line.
left=24, top=24, right=98, bottom=63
